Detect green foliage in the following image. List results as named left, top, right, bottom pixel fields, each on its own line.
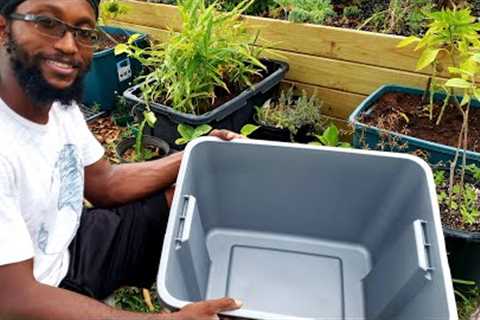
left=435, top=169, right=480, bottom=226
left=465, top=164, right=480, bottom=181
left=434, top=170, right=446, bottom=186
left=274, top=0, right=335, bottom=24
left=117, top=0, right=266, bottom=115
left=255, top=87, right=325, bottom=140
left=209, top=0, right=277, bottom=16
left=359, top=0, right=432, bottom=36
left=175, top=124, right=213, bottom=145
left=113, top=287, right=162, bottom=312
left=134, top=110, right=158, bottom=162
left=343, top=6, right=361, bottom=19
left=240, top=124, right=259, bottom=137
left=99, top=0, right=129, bottom=25
left=310, top=124, right=351, bottom=148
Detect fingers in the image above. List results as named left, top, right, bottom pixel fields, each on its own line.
left=209, top=129, right=244, bottom=141
left=205, top=297, right=243, bottom=313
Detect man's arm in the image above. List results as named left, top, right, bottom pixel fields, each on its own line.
left=0, top=260, right=241, bottom=320
left=84, top=151, right=182, bottom=208
left=85, top=130, right=243, bottom=208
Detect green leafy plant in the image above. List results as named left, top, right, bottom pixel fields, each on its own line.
left=309, top=124, right=351, bottom=148
left=343, top=6, right=361, bottom=19
left=240, top=124, right=259, bottom=137
left=255, top=87, right=325, bottom=141
left=274, top=0, right=335, bottom=24
left=434, top=167, right=480, bottom=226
left=397, top=8, right=480, bottom=122
left=359, top=0, right=432, bottom=35
left=465, top=163, right=480, bottom=180
left=134, top=110, right=158, bottom=161
left=117, top=0, right=266, bottom=115
left=99, top=0, right=129, bottom=24
left=175, top=124, right=213, bottom=145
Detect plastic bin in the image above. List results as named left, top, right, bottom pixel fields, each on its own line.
left=82, top=26, right=147, bottom=111
left=124, top=60, right=289, bottom=149
left=158, top=138, right=456, bottom=320
left=348, top=84, right=480, bottom=166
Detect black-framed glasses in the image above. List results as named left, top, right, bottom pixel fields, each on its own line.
left=9, top=13, right=100, bottom=47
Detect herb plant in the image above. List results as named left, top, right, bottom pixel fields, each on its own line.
left=255, top=87, right=325, bottom=141
left=274, top=0, right=335, bottom=24
left=116, top=0, right=266, bottom=115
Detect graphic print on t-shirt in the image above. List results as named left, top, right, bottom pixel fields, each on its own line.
left=37, top=144, right=83, bottom=255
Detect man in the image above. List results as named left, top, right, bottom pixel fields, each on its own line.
left=0, top=0, right=242, bottom=319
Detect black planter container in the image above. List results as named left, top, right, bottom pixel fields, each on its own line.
left=116, top=135, right=169, bottom=163
left=249, top=123, right=316, bottom=143
left=124, top=59, right=289, bottom=149
left=434, top=167, right=480, bottom=284
left=249, top=124, right=291, bottom=142
left=444, top=228, right=480, bottom=284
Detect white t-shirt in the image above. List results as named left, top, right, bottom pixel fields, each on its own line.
left=0, top=98, right=104, bottom=286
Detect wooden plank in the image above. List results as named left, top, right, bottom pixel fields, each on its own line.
left=266, top=49, right=435, bottom=96
left=112, top=0, right=437, bottom=75
left=109, top=22, right=437, bottom=97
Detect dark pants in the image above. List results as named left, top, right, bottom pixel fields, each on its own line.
left=59, top=192, right=169, bottom=300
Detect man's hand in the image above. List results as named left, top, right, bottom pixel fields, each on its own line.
left=174, top=298, right=242, bottom=320
left=209, top=129, right=244, bottom=141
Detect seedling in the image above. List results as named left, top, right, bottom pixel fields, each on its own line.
left=310, top=124, right=351, bottom=148
left=175, top=124, right=213, bottom=145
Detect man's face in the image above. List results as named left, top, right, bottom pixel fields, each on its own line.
left=3, top=0, right=96, bottom=106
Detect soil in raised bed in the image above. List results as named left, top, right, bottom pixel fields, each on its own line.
left=360, top=92, right=480, bottom=153
left=94, top=32, right=129, bottom=52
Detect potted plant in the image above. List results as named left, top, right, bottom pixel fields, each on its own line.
left=433, top=164, right=480, bottom=285
left=349, top=7, right=480, bottom=166
left=250, top=87, right=326, bottom=143
left=116, top=109, right=170, bottom=162
left=82, top=0, right=148, bottom=111
left=117, top=0, right=288, bottom=148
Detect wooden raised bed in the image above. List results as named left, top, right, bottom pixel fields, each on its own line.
left=109, top=0, right=442, bottom=122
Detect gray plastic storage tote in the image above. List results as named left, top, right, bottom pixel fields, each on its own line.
left=157, top=138, right=456, bottom=320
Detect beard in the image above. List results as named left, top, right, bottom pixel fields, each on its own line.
left=5, top=32, right=90, bottom=107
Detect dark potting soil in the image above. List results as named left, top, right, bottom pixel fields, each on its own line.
left=94, top=32, right=129, bottom=52
left=361, top=92, right=480, bottom=153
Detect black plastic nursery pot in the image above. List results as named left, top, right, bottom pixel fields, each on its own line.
left=82, top=26, right=147, bottom=111
left=116, top=135, right=170, bottom=163
left=444, top=229, right=480, bottom=285
left=249, top=124, right=291, bottom=142
left=123, top=59, right=289, bottom=149
left=249, top=124, right=316, bottom=143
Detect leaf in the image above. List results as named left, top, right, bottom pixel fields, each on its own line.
left=128, top=33, right=142, bottom=44
left=114, top=43, right=128, bottom=56
left=143, top=111, right=157, bottom=127
left=323, top=125, right=339, bottom=146
left=175, top=137, right=189, bottom=145
left=397, top=36, right=420, bottom=48
left=460, top=94, right=471, bottom=107
left=474, top=89, right=480, bottom=101
left=192, top=124, right=213, bottom=139
left=416, top=48, right=441, bottom=71
left=339, top=142, right=351, bottom=148
left=177, top=123, right=195, bottom=140
left=445, top=78, right=472, bottom=89
left=240, top=124, right=259, bottom=137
